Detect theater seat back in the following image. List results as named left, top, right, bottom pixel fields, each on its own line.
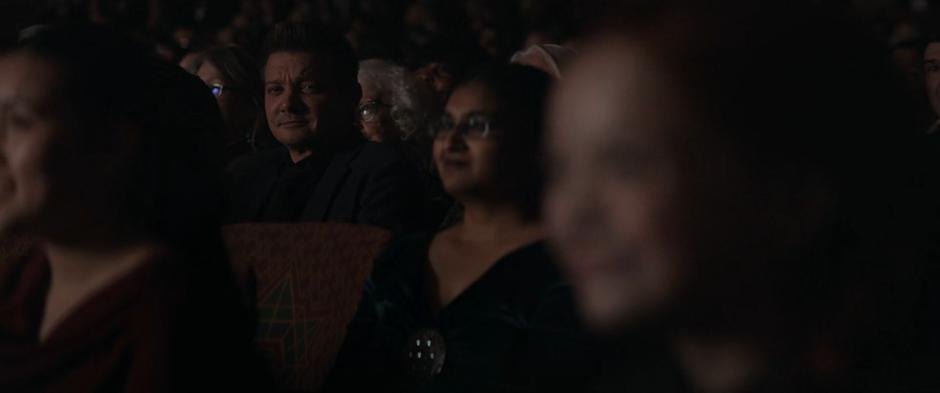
left=221, top=223, right=391, bottom=392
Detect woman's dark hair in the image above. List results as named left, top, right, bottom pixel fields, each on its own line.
left=199, top=45, right=262, bottom=97
left=455, top=63, right=552, bottom=220
left=12, top=24, right=226, bottom=252
left=197, top=45, right=276, bottom=150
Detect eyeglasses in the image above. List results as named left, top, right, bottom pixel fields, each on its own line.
left=208, top=83, right=240, bottom=98
left=358, top=100, right=391, bottom=122
left=432, top=114, right=495, bottom=139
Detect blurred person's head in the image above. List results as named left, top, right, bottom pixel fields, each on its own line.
left=179, top=50, right=205, bottom=74
left=415, top=62, right=457, bottom=103
left=195, top=45, right=275, bottom=151
left=411, top=34, right=490, bottom=108
left=462, top=0, right=525, bottom=59
left=287, top=1, right=317, bottom=23
left=510, top=44, right=574, bottom=79
left=261, top=22, right=361, bottom=162
left=177, top=33, right=215, bottom=74
left=358, top=59, right=436, bottom=143
left=890, top=23, right=924, bottom=94
left=923, top=38, right=940, bottom=118
left=0, top=25, right=226, bottom=248
left=433, top=64, right=551, bottom=220
left=520, top=0, right=579, bottom=46
left=144, top=30, right=185, bottom=64
left=348, top=18, right=405, bottom=60
left=546, top=0, right=921, bottom=347
left=404, top=2, right=439, bottom=37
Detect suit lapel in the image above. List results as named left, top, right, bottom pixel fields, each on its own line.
left=300, top=145, right=362, bottom=221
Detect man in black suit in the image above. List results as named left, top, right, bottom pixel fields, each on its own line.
left=225, top=22, right=426, bottom=234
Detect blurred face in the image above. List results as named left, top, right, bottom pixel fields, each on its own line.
left=197, top=60, right=255, bottom=144
left=416, top=63, right=456, bottom=104
left=433, top=82, right=500, bottom=199
left=924, top=42, right=940, bottom=117
left=0, top=53, right=119, bottom=237
left=545, top=39, right=696, bottom=330
left=264, top=51, right=357, bottom=153
left=357, top=81, right=395, bottom=143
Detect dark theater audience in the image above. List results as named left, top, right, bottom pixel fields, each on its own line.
left=0, top=1, right=939, bottom=392
left=546, top=1, right=938, bottom=392
left=0, top=25, right=264, bottom=391
left=327, top=64, right=594, bottom=393
left=223, top=22, right=426, bottom=233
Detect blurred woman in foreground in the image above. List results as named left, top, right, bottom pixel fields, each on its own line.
left=0, top=26, right=264, bottom=391
left=546, top=1, right=938, bottom=391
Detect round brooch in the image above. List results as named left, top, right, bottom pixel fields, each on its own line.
left=403, top=328, right=447, bottom=382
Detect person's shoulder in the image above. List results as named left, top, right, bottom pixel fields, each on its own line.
left=347, top=142, right=411, bottom=171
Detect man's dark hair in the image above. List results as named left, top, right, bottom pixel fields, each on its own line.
left=261, top=22, right=358, bottom=87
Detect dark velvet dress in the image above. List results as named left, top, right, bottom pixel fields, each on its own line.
left=327, top=233, right=600, bottom=393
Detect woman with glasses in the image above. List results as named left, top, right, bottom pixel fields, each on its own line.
left=194, top=45, right=277, bottom=163
left=326, top=64, right=597, bottom=393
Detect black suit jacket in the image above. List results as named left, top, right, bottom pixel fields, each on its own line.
left=224, top=143, right=427, bottom=234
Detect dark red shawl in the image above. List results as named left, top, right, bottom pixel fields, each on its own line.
left=0, top=246, right=266, bottom=392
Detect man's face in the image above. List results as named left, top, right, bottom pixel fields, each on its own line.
left=264, top=51, right=357, bottom=152
left=923, top=43, right=940, bottom=117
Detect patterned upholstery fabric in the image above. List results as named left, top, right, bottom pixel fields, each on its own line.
left=221, top=223, right=391, bottom=392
